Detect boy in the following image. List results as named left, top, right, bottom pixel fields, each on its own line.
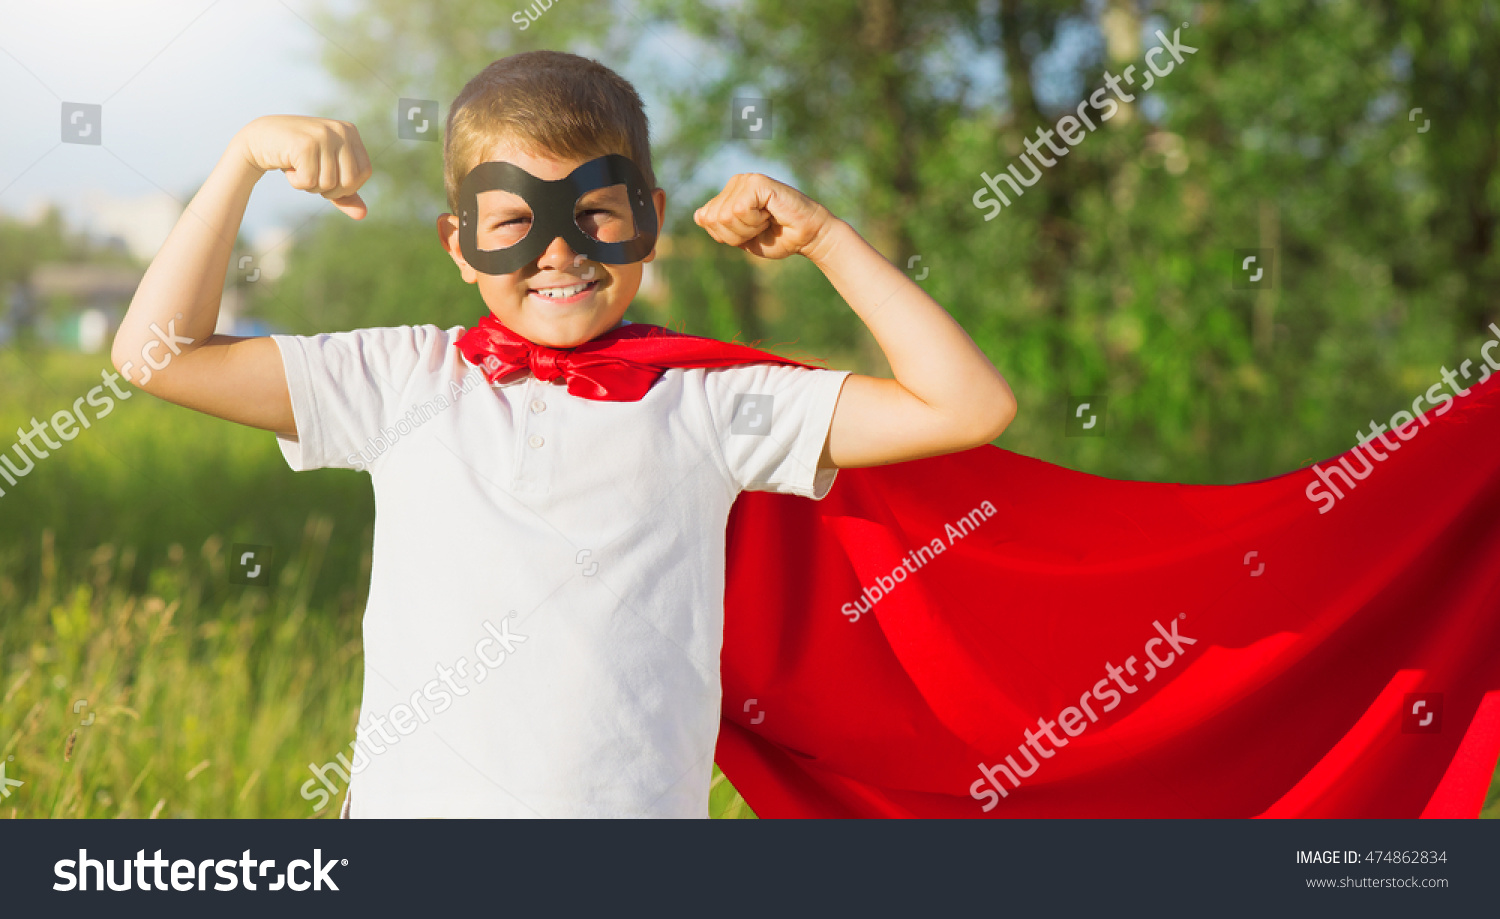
left=113, top=50, right=1015, bottom=817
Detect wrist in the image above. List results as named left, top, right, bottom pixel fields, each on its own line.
left=801, top=214, right=850, bottom=269
left=226, top=125, right=269, bottom=181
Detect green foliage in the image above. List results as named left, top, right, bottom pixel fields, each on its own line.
left=248, top=0, right=1500, bottom=486
left=0, top=207, right=98, bottom=288
left=0, top=353, right=374, bottom=607
left=629, top=0, right=1500, bottom=485
left=253, top=215, right=479, bottom=333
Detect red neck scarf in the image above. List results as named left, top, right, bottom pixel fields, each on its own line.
left=455, top=314, right=817, bottom=400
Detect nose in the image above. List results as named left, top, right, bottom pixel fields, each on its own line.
left=533, top=233, right=580, bottom=271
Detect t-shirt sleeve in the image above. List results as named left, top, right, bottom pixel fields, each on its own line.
left=271, top=325, right=448, bottom=472
left=702, top=362, right=851, bottom=499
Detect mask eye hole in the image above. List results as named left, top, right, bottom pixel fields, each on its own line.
left=575, top=184, right=637, bottom=243
left=475, top=190, right=533, bottom=251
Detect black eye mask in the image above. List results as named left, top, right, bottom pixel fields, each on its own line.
left=457, top=153, right=659, bottom=276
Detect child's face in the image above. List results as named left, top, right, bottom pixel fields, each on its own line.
left=437, top=140, right=666, bottom=349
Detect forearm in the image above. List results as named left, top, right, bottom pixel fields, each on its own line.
left=112, top=132, right=265, bottom=384
left=804, top=219, right=1016, bottom=438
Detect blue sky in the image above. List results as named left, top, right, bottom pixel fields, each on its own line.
left=0, top=0, right=773, bottom=255
left=0, top=0, right=349, bottom=241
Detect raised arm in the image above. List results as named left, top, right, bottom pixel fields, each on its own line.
left=693, top=173, right=1016, bottom=468
left=111, top=115, right=373, bottom=436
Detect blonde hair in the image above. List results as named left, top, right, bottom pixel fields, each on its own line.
left=443, top=50, right=655, bottom=214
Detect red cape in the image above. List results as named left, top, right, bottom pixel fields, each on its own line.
left=717, top=373, right=1500, bottom=818
left=455, top=318, right=1500, bottom=817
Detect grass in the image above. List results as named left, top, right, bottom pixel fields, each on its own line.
left=2, top=523, right=361, bottom=817
left=0, top=350, right=1494, bottom=818
left=0, top=350, right=755, bottom=818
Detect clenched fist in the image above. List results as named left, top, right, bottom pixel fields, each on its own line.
left=234, top=115, right=374, bottom=219
left=693, top=173, right=837, bottom=261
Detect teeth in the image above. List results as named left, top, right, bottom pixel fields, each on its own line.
left=534, top=282, right=591, bottom=300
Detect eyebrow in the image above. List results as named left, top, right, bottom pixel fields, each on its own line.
left=576, top=188, right=628, bottom=208
left=481, top=203, right=532, bottom=219
left=477, top=188, right=626, bottom=219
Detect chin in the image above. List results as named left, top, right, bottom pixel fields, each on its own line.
left=531, top=331, right=591, bottom=349
left=507, top=315, right=606, bottom=349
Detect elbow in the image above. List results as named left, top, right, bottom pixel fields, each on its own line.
left=108, top=334, right=134, bottom=378
left=966, top=386, right=1017, bottom=447
left=108, top=328, right=147, bottom=389
left=108, top=317, right=134, bottom=374
left=980, top=398, right=1017, bottom=445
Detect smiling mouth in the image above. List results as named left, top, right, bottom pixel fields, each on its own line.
left=529, top=280, right=598, bottom=304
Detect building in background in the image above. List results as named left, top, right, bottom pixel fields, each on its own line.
left=20, top=263, right=143, bottom=353
left=0, top=194, right=290, bottom=351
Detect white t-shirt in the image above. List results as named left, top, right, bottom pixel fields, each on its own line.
left=272, top=323, right=849, bottom=817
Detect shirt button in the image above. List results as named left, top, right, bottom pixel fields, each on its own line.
left=528, top=434, right=544, bottom=449
left=530, top=399, right=547, bottom=414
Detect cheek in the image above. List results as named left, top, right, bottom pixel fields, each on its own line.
left=604, top=266, right=643, bottom=291
left=477, top=275, right=525, bottom=302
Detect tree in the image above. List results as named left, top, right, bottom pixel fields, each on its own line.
left=275, top=0, right=1500, bottom=486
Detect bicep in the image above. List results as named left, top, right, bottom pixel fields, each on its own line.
left=132, top=335, right=296, bottom=437
left=821, top=373, right=993, bottom=469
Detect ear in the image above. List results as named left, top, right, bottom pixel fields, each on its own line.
left=436, top=213, right=479, bottom=284
left=642, top=188, right=667, bottom=264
